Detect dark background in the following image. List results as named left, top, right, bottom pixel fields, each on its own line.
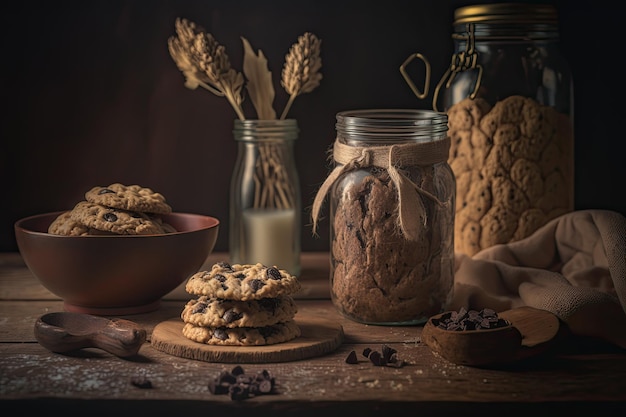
left=2, top=0, right=624, bottom=254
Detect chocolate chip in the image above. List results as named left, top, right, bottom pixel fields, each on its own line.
left=435, top=308, right=509, bottom=331
left=218, top=370, right=237, bottom=385
left=368, top=350, right=385, bottom=366
left=217, top=261, right=232, bottom=270
left=345, top=350, right=358, bottom=364
left=208, top=379, right=230, bottom=395
left=208, top=366, right=277, bottom=401
left=229, top=384, right=250, bottom=401
left=98, top=188, right=115, bottom=195
left=235, top=273, right=246, bottom=279
left=381, top=344, right=397, bottom=362
left=223, top=309, right=242, bottom=323
left=214, top=328, right=228, bottom=340
left=257, top=369, right=273, bottom=382
left=214, top=274, right=228, bottom=291
left=266, top=267, right=282, bottom=280
left=103, top=212, right=118, bottom=222
left=388, top=359, right=407, bottom=368
left=250, top=279, right=265, bottom=292
left=192, top=302, right=208, bottom=314
left=231, top=365, right=245, bottom=376
left=130, top=376, right=152, bottom=389
left=258, top=379, right=273, bottom=393
left=351, top=345, right=408, bottom=368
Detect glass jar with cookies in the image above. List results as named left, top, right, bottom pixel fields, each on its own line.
left=401, top=3, right=574, bottom=257
left=311, top=109, right=455, bottom=325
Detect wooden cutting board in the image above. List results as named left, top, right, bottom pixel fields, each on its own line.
left=151, top=312, right=344, bottom=363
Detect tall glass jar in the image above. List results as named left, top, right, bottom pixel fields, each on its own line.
left=402, top=3, right=574, bottom=257
left=229, top=119, right=301, bottom=276
left=312, top=109, right=455, bottom=325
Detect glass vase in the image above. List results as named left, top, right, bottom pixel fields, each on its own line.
left=229, top=119, right=301, bottom=276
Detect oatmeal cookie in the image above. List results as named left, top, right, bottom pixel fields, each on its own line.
left=182, top=320, right=301, bottom=346
left=69, top=201, right=165, bottom=235
left=181, top=295, right=298, bottom=328
left=48, top=211, right=90, bottom=236
left=185, top=262, right=301, bottom=301
left=85, top=183, right=172, bottom=214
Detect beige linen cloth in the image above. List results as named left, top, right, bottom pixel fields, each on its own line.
left=449, top=209, right=626, bottom=348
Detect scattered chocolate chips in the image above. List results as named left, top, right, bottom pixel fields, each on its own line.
left=433, top=307, right=509, bottom=331
left=345, top=350, right=358, bottom=364
left=208, top=366, right=277, bottom=401
left=130, top=376, right=153, bottom=389
left=345, top=344, right=407, bottom=368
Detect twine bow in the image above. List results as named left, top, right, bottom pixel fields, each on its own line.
left=311, top=136, right=451, bottom=241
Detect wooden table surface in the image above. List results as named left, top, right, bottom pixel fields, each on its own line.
left=1, top=251, right=625, bottom=416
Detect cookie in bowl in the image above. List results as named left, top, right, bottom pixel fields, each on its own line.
left=15, top=182, right=219, bottom=315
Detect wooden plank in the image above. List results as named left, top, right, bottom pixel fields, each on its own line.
left=1, top=342, right=626, bottom=405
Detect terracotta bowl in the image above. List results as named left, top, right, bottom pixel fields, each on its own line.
left=14, top=211, right=219, bottom=315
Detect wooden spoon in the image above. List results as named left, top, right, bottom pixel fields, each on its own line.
left=421, top=306, right=561, bottom=367
left=34, top=312, right=146, bottom=357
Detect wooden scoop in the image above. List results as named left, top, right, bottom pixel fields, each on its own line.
left=421, top=306, right=562, bottom=367
left=34, top=312, right=146, bottom=357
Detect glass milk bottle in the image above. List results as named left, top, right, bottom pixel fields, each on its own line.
left=229, top=119, right=301, bottom=276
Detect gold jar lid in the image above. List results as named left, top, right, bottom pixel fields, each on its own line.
left=454, top=3, right=558, bottom=25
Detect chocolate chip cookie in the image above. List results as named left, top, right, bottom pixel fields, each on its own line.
left=185, top=262, right=301, bottom=301
left=181, top=295, right=298, bottom=328
left=48, top=211, right=90, bottom=236
left=85, top=183, right=172, bottom=214
left=181, top=320, right=301, bottom=346
left=69, top=201, right=165, bottom=235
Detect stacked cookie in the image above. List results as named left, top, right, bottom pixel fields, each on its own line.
left=48, top=183, right=176, bottom=236
left=181, top=262, right=302, bottom=346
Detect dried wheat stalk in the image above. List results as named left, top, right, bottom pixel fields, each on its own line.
left=168, top=18, right=245, bottom=120
left=280, top=32, right=323, bottom=120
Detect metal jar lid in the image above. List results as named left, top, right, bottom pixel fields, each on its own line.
left=453, top=3, right=558, bottom=25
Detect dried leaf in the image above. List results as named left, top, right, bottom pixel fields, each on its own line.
left=241, top=37, right=276, bottom=120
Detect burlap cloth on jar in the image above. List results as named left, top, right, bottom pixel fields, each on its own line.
left=450, top=209, right=626, bottom=348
